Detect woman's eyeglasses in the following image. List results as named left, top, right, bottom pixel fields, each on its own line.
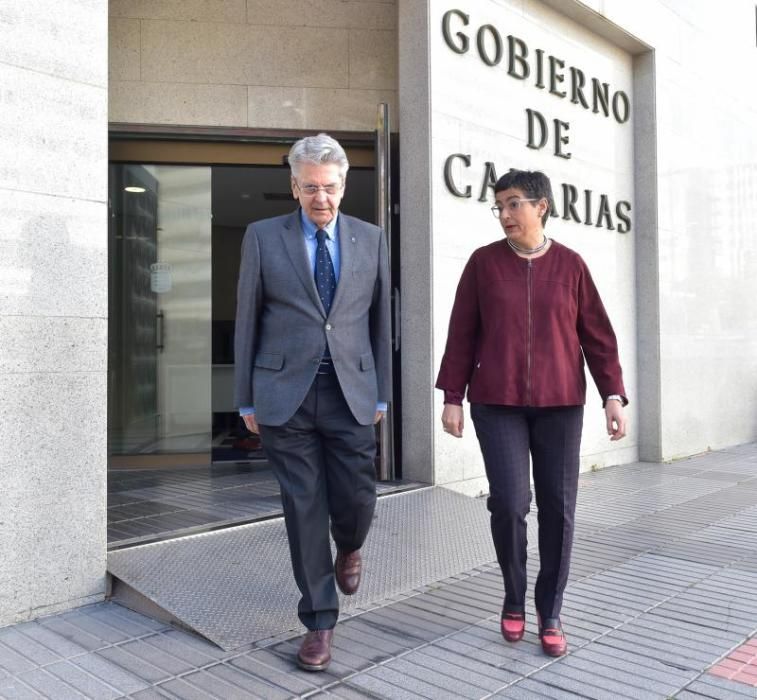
left=490, top=199, right=538, bottom=218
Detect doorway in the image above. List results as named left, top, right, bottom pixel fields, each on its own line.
left=107, top=134, right=408, bottom=549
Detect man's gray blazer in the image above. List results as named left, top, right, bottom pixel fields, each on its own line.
left=233, top=210, right=392, bottom=426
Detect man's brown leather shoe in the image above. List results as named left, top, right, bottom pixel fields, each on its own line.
left=335, top=549, right=362, bottom=595
left=297, top=629, right=333, bottom=671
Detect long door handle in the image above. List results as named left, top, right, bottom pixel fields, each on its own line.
left=156, top=310, right=165, bottom=352
left=392, top=287, right=400, bottom=352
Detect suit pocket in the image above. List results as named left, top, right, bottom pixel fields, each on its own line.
left=254, top=352, right=284, bottom=370
left=360, top=353, right=375, bottom=371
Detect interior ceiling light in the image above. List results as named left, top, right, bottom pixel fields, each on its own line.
left=124, top=186, right=146, bottom=193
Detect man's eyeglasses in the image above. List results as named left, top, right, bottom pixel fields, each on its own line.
left=295, top=181, right=343, bottom=196
left=490, top=198, right=538, bottom=218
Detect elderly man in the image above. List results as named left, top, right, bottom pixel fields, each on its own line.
left=234, top=133, right=391, bottom=671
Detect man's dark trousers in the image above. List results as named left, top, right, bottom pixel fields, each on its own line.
left=259, top=369, right=377, bottom=631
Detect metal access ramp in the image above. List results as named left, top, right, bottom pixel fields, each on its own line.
left=107, top=486, right=495, bottom=650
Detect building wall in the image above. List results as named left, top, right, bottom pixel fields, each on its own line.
left=593, top=0, right=757, bottom=460
left=107, top=0, right=757, bottom=481
left=0, top=2, right=108, bottom=625
left=436, top=0, right=638, bottom=494
left=399, top=0, right=757, bottom=493
left=108, top=0, right=399, bottom=131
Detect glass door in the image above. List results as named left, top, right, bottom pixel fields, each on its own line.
left=109, top=164, right=212, bottom=467
left=107, top=135, right=395, bottom=547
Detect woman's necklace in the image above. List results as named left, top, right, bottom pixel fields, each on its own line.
left=507, top=235, right=549, bottom=255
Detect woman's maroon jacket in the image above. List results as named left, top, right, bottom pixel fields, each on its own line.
left=436, top=239, right=627, bottom=407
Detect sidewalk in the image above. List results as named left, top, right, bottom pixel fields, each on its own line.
left=1, top=444, right=757, bottom=699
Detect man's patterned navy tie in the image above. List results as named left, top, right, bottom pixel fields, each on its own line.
left=315, top=229, right=336, bottom=315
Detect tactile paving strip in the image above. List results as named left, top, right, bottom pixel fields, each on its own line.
left=107, top=486, right=494, bottom=650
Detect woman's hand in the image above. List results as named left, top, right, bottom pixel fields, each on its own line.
left=605, top=401, right=627, bottom=441
left=441, top=404, right=464, bottom=438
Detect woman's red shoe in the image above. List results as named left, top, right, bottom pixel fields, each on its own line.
left=538, top=617, right=567, bottom=656
left=500, top=611, right=525, bottom=642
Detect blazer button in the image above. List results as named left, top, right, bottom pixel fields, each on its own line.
left=325, top=323, right=332, bottom=330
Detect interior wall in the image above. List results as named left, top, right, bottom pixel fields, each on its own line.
left=108, top=0, right=399, bottom=131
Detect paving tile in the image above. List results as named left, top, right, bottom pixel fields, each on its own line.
left=0, top=629, right=62, bottom=668
left=559, top=652, right=683, bottom=696
left=400, top=596, right=483, bottom=626
left=343, top=671, right=428, bottom=700
left=45, top=661, right=122, bottom=699
left=245, top=648, right=335, bottom=688
left=357, top=607, right=450, bottom=642
left=331, top=631, right=403, bottom=666
left=0, top=676, right=43, bottom=699
left=379, top=601, right=464, bottom=635
left=627, top=613, right=742, bottom=646
left=323, top=634, right=383, bottom=670
left=422, top=588, right=498, bottom=617
left=328, top=683, right=387, bottom=699
left=528, top=666, right=644, bottom=700
left=96, top=645, right=172, bottom=685
left=684, top=673, right=757, bottom=697
left=490, top=683, right=556, bottom=699
left=90, top=604, right=169, bottom=636
left=147, top=630, right=229, bottom=664
left=156, top=677, right=221, bottom=700
left=70, top=652, right=151, bottom=696
left=434, top=633, right=544, bottom=673
left=613, top=620, right=736, bottom=657
left=593, top=631, right=712, bottom=670
left=127, top=688, right=175, bottom=700
left=14, top=668, right=87, bottom=699
left=228, top=653, right=320, bottom=695
left=36, top=618, right=110, bottom=653
left=338, top=619, right=419, bottom=656
left=383, top=656, right=492, bottom=699
left=12, top=625, right=89, bottom=661
left=501, top=677, right=585, bottom=699
left=448, top=628, right=548, bottom=674
left=0, top=641, right=41, bottom=675
left=732, top=671, right=757, bottom=686
left=571, top=644, right=696, bottom=685
left=406, top=646, right=518, bottom=691
left=109, top=637, right=203, bottom=678
left=204, top=662, right=292, bottom=699
left=366, top=665, right=467, bottom=699
left=164, top=668, right=261, bottom=699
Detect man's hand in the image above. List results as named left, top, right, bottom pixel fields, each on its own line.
left=374, top=410, right=385, bottom=424
left=605, top=401, right=627, bottom=441
left=441, top=404, right=464, bottom=438
left=243, top=414, right=260, bottom=435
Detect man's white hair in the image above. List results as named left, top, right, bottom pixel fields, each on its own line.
left=288, top=133, right=350, bottom=180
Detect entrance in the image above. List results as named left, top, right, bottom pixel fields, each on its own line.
left=108, top=133, right=406, bottom=549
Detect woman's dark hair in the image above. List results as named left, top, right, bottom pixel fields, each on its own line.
left=494, top=169, right=554, bottom=227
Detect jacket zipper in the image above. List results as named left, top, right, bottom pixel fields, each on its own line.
left=526, top=258, right=533, bottom=405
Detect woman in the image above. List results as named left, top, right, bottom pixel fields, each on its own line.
left=436, top=169, right=627, bottom=657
